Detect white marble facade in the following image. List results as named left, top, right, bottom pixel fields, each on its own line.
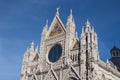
left=20, top=9, right=120, bottom=80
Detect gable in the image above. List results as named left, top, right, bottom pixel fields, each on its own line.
left=48, top=15, right=66, bottom=38
left=63, top=66, right=81, bottom=80
left=32, top=53, right=39, bottom=62
left=44, top=68, right=58, bottom=80
left=71, top=39, right=79, bottom=50
left=31, top=74, right=38, bottom=80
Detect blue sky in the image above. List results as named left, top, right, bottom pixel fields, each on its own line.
left=0, top=0, right=120, bottom=80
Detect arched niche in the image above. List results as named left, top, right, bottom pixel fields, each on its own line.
left=101, top=74, right=106, bottom=80
left=31, top=74, right=37, bottom=80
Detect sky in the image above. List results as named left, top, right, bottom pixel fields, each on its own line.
left=0, top=0, right=120, bottom=80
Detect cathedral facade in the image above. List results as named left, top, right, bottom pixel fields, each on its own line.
left=20, top=9, right=120, bottom=80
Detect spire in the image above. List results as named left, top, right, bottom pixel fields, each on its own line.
left=30, top=41, right=35, bottom=52
left=26, top=47, right=29, bottom=53
left=86, top=19, right=90, bottom=28
left=70, top=9, right=73, bottom=19
left=82, top=26, right=84, bottom=33
left=66, top=9, right=75, bottom=38
left=45, top=19, right=48, bottom=29
left=67, top=9, right=73, bottom=23
left=92, top=26, right=94, bottom=32
left=31, top=41, right=34, bottom=48
left=85, top=19, right=91, bottom=32
left=56, top=7, right=60, bottom=16
left=76, top=32, right=78, bottom=39
left=35, top=45, right=39, bottom=53
left=42, top=20, right=48, bottom=35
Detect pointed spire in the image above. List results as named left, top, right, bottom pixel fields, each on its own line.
left=30, top=41, right=35, bottom=52
left=76, top=32, right=78, bottom=39
left=91, top=26, right=94, bottom=33
left=27, top=47, right=29, bottom=53
left=42, top=20, right=48, bottom=35
left=67, top=9, right=74, bottom=25
left=85, top=19, right=91, bottom=32
left=82, top=26, right=84, bottom=33
left=107, top=59, right=109, bottom=63
left=69, top=9, right=73, bottom=22
left=56, top=7, right=60, bottom=16
left=70, top=9, right=73, bottom=18
left=86, top=19, right=90, bottom=28
left=44, top=19, right=48, bottom=29
left=31, top=41, right=34, bottom=47
left=35, top=45, right=39, bottom=53
left=24, top=47, right=29, bottom=55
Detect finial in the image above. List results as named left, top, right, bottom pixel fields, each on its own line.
left=67, top=9, right=73, bottom=24
left=57, top=7, right=59, bottom=12
left=35, top=45, right=39, bottom=53
left=70, top=9, right=72, bottom=15
left=46, top=19, right=48, bottom=25
left=45, top=19, right=48, bottom=29
left=56, top=7, right=60, bottom=16
left=76, top=32, right=78, bottom=39
left=107, top=59, right=109, bottom=63
left=30, top=40, right=35, bottom=49
left=69, top=9, right=73, bottom=17
left=30, top=41, right=35, bottom=52
left=92, top=26, right=94, bottom=32
left=85, top=19, right=91, bottom=32
left=31, top=41, right=34, bottom=46
left=27, top=47, right=29, bottom=52
left=82, top=26, right=84, bottom=33
left=86, top=19, right=90, bottom=25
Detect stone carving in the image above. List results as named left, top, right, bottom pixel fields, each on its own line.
left=21, top=9, right=120, bottom=80
left=49, top=23, right=63, bottom=37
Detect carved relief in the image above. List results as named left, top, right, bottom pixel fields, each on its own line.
left=49, top=23, right=63, bottom=37
left=31, top=75, right=37, bottom=80
left=63, top=66, right=80, bottom=80
left=73, top=40, right=79, bottom=49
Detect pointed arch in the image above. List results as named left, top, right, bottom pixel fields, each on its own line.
left=44, top=68, right=58, bottom=80
left=101, top=74, right=106, bottom=80
left=31, top=74, right=38, bottom=80
left=63, top=66, right=81, bottom=80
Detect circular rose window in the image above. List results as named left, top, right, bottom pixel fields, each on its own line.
left=48, top=44, right=62, bottom=62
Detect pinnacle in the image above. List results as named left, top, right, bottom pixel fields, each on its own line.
left=86, top=19, right=90, bottom=26
left=35, top=45, right=39, bottom=53
left=31, top=41, right=34, bottom=46
left=45, top=19, right=48, bottom=28
left=46, top=19, right=48, bottom=25
left=70, top=9, right=72, bottom=15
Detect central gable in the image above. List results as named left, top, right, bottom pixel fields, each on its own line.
left=48, top=15, right=66, bottom=38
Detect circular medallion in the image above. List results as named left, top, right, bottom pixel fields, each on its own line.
left=48, top=44, right=62, bottom=62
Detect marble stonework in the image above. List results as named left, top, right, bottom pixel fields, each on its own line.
left=20, top=9, right=120, bottom=80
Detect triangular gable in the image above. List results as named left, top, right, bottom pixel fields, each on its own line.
left=32, top=53, right=39, bottom=62
left=44, top=68, right=58, bottom=80
left=31, top=74, right=38, bottom=80
left=63, top=66, right=81, bottom=80
left=71, top=39, right=79, bottom=50
left=48, top=15, right=66, bottom=37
